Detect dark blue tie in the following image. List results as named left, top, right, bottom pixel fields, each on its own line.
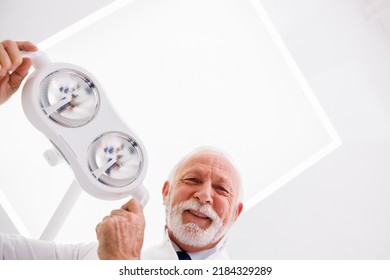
left=176, top=251, right=191, bottom=260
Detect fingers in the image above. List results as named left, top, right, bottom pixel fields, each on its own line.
left=95, top=208, right=134, bottom=234
left=121, top=198, right=143, bottom=214
left=0, top=40, right=20, bottom=75
left=96, top=199, right=144, bottom=235
left=0, top=42, right=13, bottom=76
left=95, top=200, right=146, bottom=260
left=95, top=200, right=144, bottom=236
left=7, top=59, right=33, bottom=94
left=0, top=40, right=38, bottom=105
left=0, top=40, right=38, bottom=76
left=110, top=209, right=128, bottom=217
left=96, top=215, right=121, bottom=235
left=16, top=41, right=38, bottom=52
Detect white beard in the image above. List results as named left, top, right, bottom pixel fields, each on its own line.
left=166, top=198, right=231, bottom=248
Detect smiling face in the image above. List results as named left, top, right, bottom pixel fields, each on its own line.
left=163, top=150, right=243, bottom=252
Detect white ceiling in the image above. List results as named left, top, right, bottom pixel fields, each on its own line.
left=229, top=0, right=390, bottom=259
left=364, top=0, right=390, bottom=39
left=1, top=0, right=338, bottom=249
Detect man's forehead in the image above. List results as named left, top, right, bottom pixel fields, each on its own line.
left=178, top=153, right=237, bottom=181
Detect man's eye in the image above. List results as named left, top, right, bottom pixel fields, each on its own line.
left=183, top=178, right=201, bottom=184
left=214, top=186, right=230, bottom=195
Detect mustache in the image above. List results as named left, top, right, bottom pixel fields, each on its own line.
left=175, top=199, right=220, bottom=222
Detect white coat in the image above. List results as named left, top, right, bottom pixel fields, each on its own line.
left=0, top=231, right=229, bottom=260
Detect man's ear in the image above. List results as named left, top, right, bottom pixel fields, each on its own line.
left=162, top=181, right=170, bottom=205
left=234, top=202, right=244, bottom=221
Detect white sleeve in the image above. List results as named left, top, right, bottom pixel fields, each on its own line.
left=0, top=232, right=98, bottom=260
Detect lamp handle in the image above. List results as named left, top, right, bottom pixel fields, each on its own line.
left=131, top=184, right=149, bottom=208
left=21, top=50, right=51, bottom=69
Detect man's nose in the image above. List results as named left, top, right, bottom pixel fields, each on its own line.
left=193, top=182, right=214, bottom=205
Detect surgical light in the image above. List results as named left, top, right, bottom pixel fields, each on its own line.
left=21, top=51, right=148, bottom=240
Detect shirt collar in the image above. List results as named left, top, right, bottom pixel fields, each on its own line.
left=164, top=228, right=229, bottom=260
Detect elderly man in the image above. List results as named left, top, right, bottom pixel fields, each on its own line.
left=97, top=148, right=243, bottom=260
left=0, top=40, right=243, bottom=260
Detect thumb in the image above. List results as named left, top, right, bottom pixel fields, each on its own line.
left=121, top=198, right=143, bottom=214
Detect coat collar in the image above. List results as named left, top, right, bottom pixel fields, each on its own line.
left=141, top=228, right=230, bottom=260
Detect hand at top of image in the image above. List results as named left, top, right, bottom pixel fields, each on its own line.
left=0, top=40, right=38, bottom=105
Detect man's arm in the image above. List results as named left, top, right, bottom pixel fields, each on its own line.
left=0, top=40, right=37, bottom=105
left=95, top=199, right=145, bottom=260
left=0, top=232, right=97, bottom=260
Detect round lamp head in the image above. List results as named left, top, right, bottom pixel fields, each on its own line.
left=39, top=69, right=100, bottom=128
left=88, top=131, right=144, bottom=188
